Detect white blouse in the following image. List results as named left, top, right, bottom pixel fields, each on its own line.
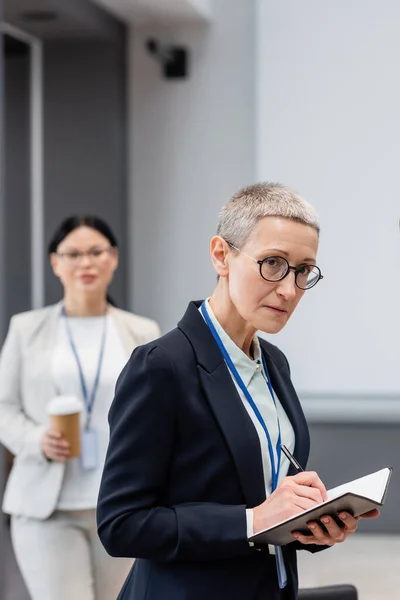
left=52, top=314, right=128, bottom=510
left=200, top=300, right=296, bottom=543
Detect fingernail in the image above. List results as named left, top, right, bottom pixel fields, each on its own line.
left=322, top=517, right=330, bottom=524
left=340, top=513, right=347, bottom=520
left=293, top=533, right=299, bottom=539
left=309, top=524, right=316, bottom=530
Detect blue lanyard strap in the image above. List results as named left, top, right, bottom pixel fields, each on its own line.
left=201, top=302, right=288, bottom=589
left=200, top=302, right=282, bottom=491
left=62, top=307, right=107, bottom=429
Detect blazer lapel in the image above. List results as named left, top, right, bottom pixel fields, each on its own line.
left=24, top=303, right=61, bottom=418
left=198, top=364, right=266, bottom=507
left=179, top=301, right=266, bottom=508
left=260, top=340, right=310, bottom=475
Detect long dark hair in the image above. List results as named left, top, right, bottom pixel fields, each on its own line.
left=48, top=215, right=118, bottom=306
left=48, top=215, right=118, bottom=254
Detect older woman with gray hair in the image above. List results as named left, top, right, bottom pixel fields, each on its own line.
left=97, top=183, right=378, bottom=600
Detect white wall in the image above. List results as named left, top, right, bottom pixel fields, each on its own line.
left=188, top=0, right=213, bottom=20
left=128, top=0, right=256, bottom=332
left=256, top=0, right=400, bottom=395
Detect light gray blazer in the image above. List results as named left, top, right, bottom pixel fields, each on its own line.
left=0, top=303, right=160, bottom=520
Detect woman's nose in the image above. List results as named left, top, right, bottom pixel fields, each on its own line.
left=276, top=271, right=297, bottom=299
left=79, top=252, right=93, bottom=266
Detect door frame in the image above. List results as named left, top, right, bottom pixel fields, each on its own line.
left=0, top=22, right=44, bottom=310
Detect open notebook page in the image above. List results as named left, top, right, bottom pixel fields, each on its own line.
left=326, top=468, right=390, bottom=504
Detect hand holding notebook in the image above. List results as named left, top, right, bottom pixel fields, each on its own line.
left=250, top=447, right=391, bottom=547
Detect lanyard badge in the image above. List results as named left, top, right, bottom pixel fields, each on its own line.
left=201, top=301, right=287, bottom=589
left=62, top=307, right=107, bottom=430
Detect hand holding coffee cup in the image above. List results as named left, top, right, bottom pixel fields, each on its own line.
left=45, top=396, right=84, bottom=460
left=41, top=428, right=71, bottom=462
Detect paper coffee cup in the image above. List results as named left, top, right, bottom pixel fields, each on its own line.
left=46, top=396, right=84, bottom=458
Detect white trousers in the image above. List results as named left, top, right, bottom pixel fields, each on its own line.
left=11, top=510, right=132, bottom=600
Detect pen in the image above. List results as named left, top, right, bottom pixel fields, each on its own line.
left=280, top=444, right=304, bottom=472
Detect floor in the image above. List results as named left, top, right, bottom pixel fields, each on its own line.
left=3, top=528, right=400, bottom=599
left=298, top=534, right=400, bottom=599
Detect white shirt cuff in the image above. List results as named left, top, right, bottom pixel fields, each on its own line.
left=246, top=508, right=255, bottom=546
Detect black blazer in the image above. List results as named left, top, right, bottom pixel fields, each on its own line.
left=97, top=301, right=319, bottom=600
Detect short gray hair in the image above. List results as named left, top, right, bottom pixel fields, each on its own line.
left=217, top=182, right=320, bottom=248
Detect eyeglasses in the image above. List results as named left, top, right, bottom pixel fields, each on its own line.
left=227, top=243, right=323, bottom=290
left=56, top=247, right=114, bottom=266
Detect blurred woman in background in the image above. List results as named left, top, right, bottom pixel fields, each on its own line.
left=0, top=215, right=160, bottom=600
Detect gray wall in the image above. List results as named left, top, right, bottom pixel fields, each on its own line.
left=4, top=45, right=31, bottom=324
left=128, top=0, right=257, bottom=331
left=44, top=39, right=128, bottom=307
left=1, top=39, right=32, bottom=600
left=308, top=422, right=398, bottom=534
left=6, top=39, right=129, bottom=314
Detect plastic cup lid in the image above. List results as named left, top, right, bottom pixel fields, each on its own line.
left=46, top=395, right=84, bottom=416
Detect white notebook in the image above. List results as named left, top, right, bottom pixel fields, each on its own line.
left=249, top=467, right=392, bottom=547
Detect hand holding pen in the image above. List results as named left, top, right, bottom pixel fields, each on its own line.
left=252, top=448, right=328, bottom=535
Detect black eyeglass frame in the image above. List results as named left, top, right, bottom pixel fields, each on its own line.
left=227, top=242, right=324, bottom=291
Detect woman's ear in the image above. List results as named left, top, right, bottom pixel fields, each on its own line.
left=49, top=253, right=61, bottom=277
left=210, top=236, right=230, bottom=278
left=110, top=247, right=119, bottom=272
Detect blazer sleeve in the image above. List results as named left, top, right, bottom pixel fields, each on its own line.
left=0, top=317, right=46, bottom=460
left=97, top=343, right=252, bottom=563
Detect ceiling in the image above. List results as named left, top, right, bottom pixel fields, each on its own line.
left=91, top=0, right=212, bottom=24
left=3, top=0, right=123, bottom=40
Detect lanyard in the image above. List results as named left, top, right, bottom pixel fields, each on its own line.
left=62, top=307, right=107, bottom=429
left=201, top=301, right=282, bottom=492
left=201, top=301, right=288, bottom=589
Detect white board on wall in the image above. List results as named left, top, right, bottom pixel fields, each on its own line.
left=256, top=0, right=400, bottom=395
